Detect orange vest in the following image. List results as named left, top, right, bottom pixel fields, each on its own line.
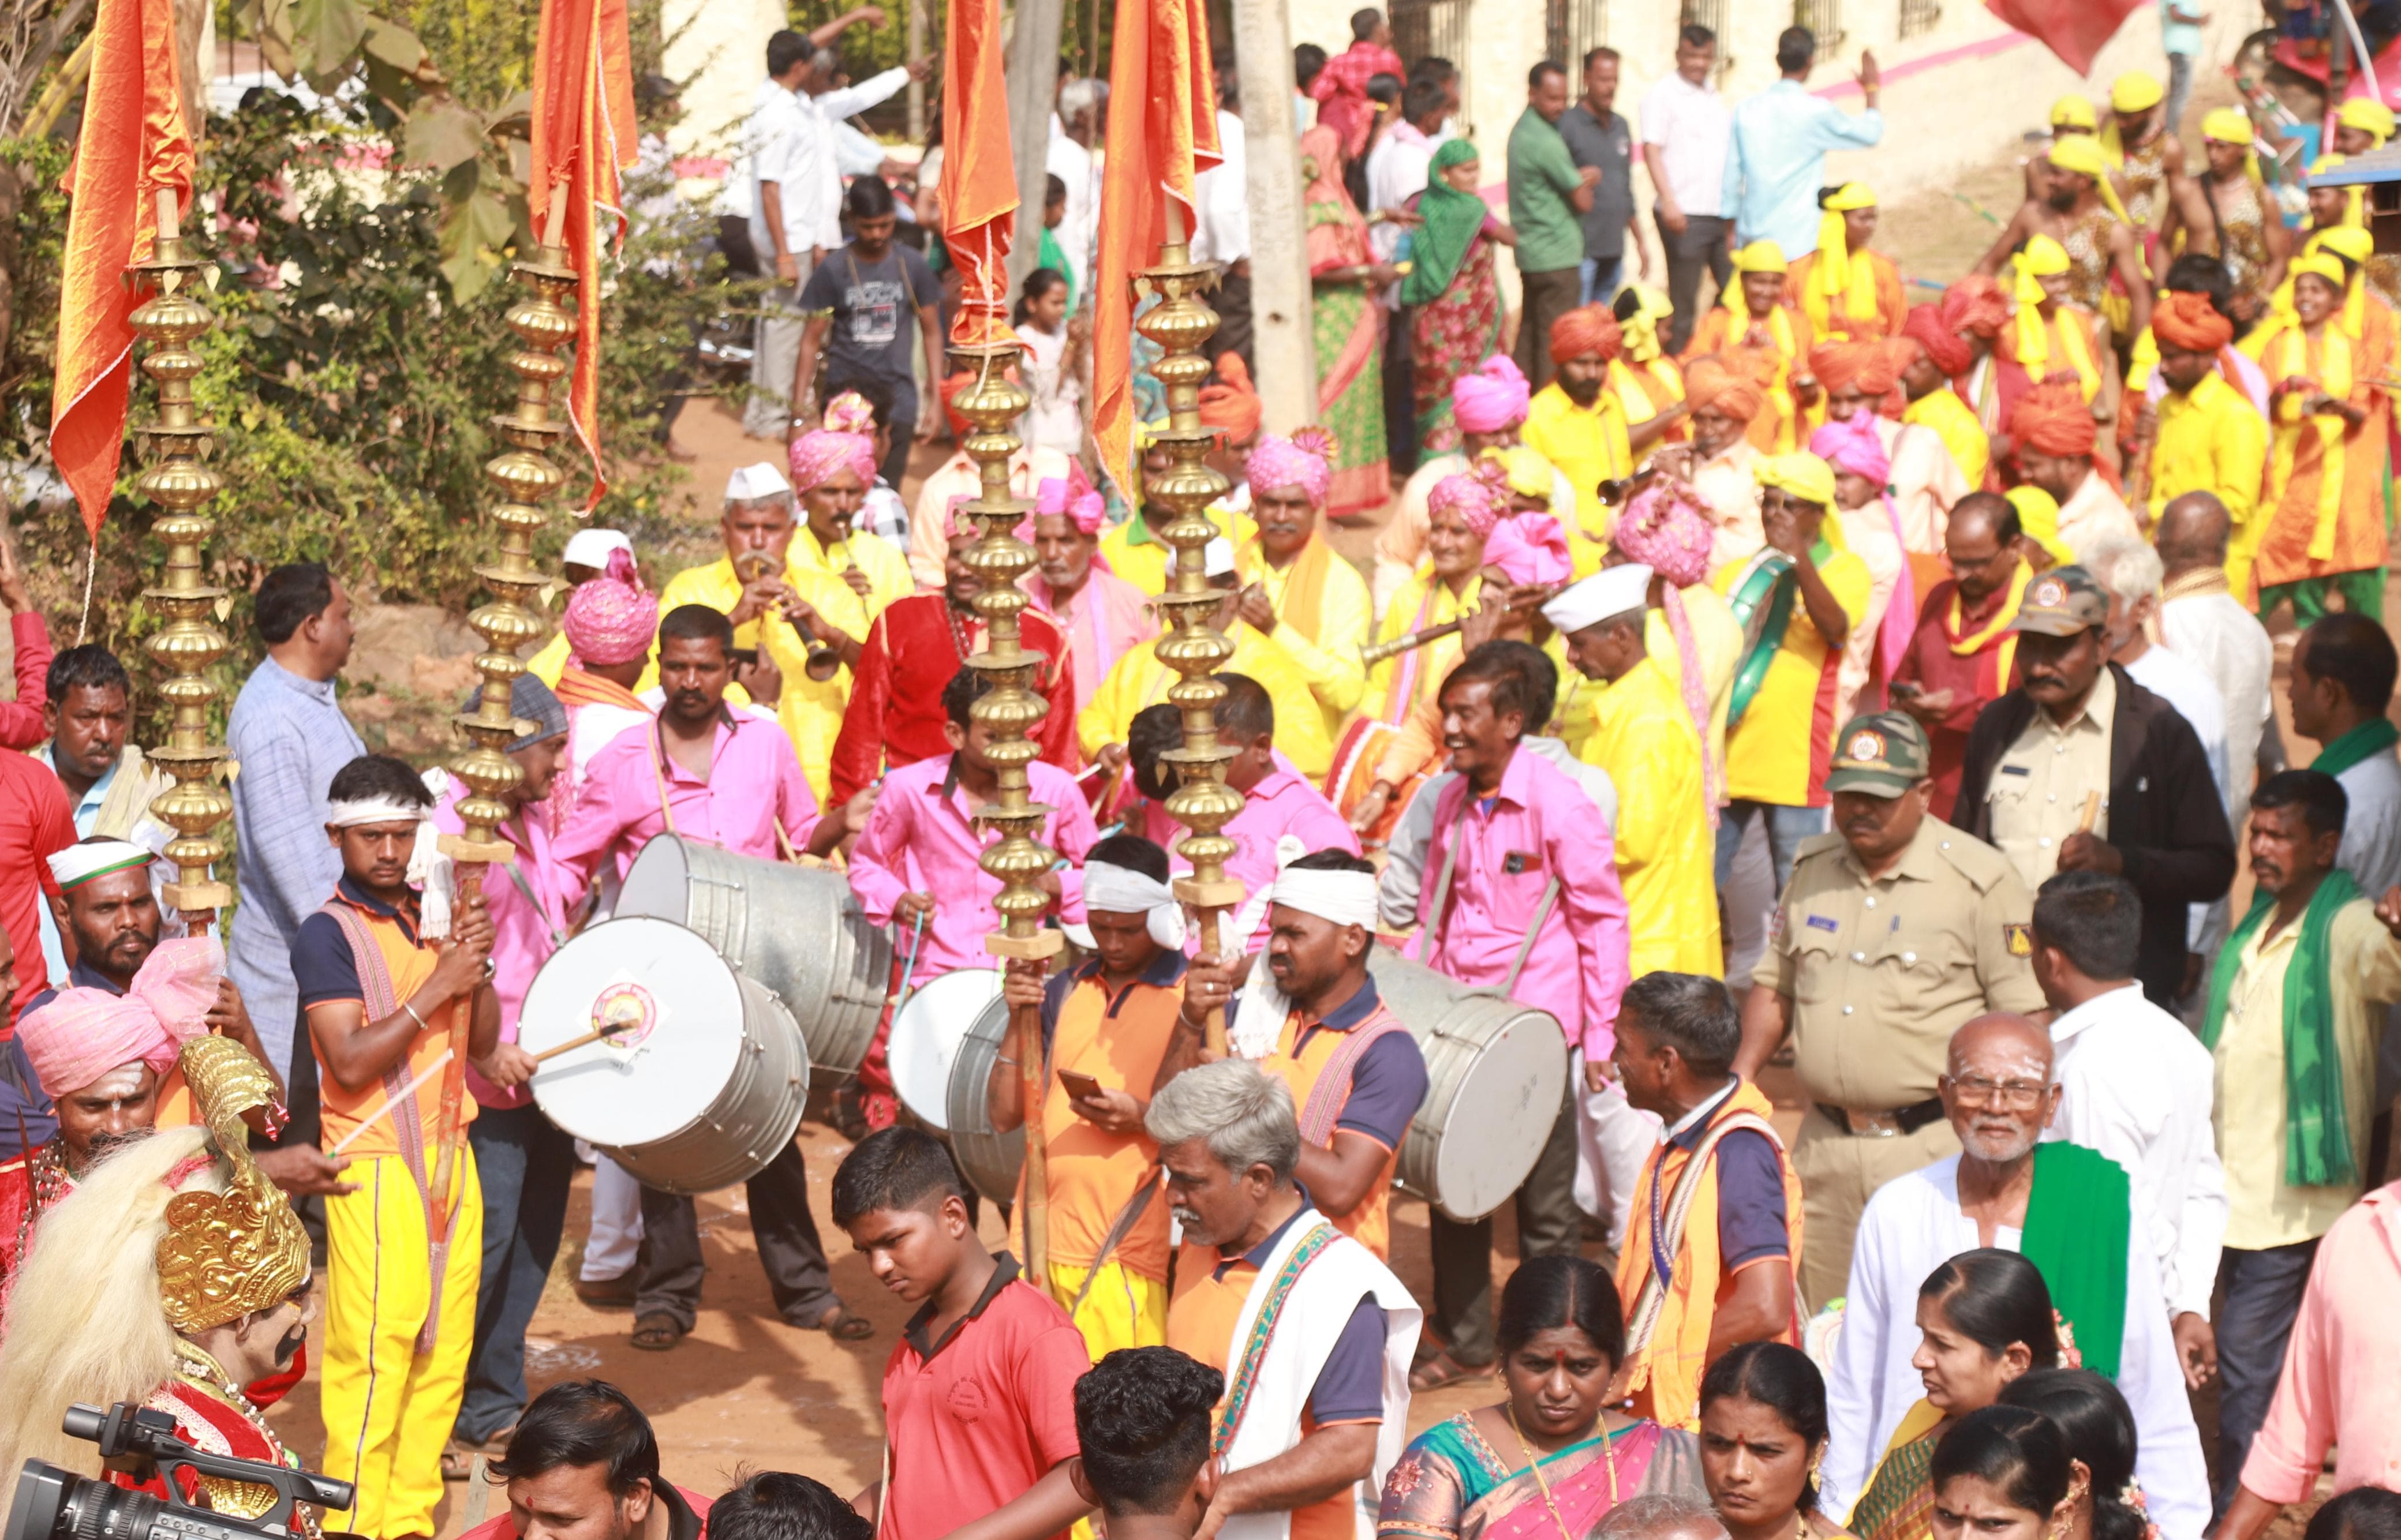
left=1207, top=1003, right=1409, bottom=1260
left=310, top=891, right=473, bottom=1160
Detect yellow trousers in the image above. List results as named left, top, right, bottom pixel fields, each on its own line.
left=321, top=1148, right=483, bottom=1539
left=1045, top=1259, right=1167, bottom=1360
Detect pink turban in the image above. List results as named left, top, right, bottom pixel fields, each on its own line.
left=1246, top=426, right=1336, bottom=508
left=18, top=936, right=220, bottom=1099
left=1037, top=469, right=1106, bottom=535
left=1482, top=514, right=1572, bottom=589
left=822, top=391, right=878, bottom=436
left=1452, top=356, right=1531, bottom=434
left=788, top=427, right=878, bottom=494
left=1427, top=468, right=1506, bottom=538
left=1610, top=479, right=1715, bottom=590
left=1808, top=413, right=1892, bottom=490
left=562, top=548, right=657, bottom=668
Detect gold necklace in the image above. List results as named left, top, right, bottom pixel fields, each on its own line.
left=1506, top=1403, right=1615, bottom=1540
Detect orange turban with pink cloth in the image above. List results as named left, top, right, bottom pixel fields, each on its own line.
left=16, top=936, right=221, bottom=1100
left=1810, top=411, right=1918, bottom=685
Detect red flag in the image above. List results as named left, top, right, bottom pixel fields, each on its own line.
left=1090, top=0, right=1221, bottom=495
left=47, top=0, right=195, bottom=541
left=1983, top=0, right=2145, bottom=74
left=528, top=0, right=638, bottom=508
left=941, top=0, right=1015, bottom=346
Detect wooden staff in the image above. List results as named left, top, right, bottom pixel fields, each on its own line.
left=1016, top=992, right=1049, bottom=1280
left=427, top=864, right=483, bottom=1236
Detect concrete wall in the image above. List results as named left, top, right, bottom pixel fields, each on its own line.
left=662, top=0, right=788, bottom=164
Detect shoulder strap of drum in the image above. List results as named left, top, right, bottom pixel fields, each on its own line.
left=1296, top=1011, right=1411, bottom=1150
left=649, top=723, right=679, bottom=837
left=1413, top=785, right=1473, bottom=965
left=1066, top=1172, right=1161, bottom=1319
left=1621, top=1109, right=1785, bottom=1362
left=1501, top=876, right=1563, bottom=994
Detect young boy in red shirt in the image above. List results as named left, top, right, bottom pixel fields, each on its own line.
left=835, top=1127, right=1094, bottom=1540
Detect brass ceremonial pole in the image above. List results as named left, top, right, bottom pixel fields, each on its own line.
left=433, top=191, right=575, bottom=1229
left=1144, top=205, right=1244, bottom=984
left=127, top=190, right=235, bottom=932
left=953, top=338, right=1060, bottom=1284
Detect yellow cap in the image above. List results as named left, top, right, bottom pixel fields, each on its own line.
left=1731, top=239, right=1789, bottom=275
left=2020, top=234, right=2072, bottom=277
left=2049, top=135, right=2108, bottom=179
left=2110, top=70, right=2163, bottom=113
left=2291, top=252, right=2349, bottom=291
left=2339, top=97, right=2396, bottom=144
left=2049, top=95, right=2096, bottom=130
left=1821, top=182, right=1876, bottom=212
left=2312, top=224, right=2373, bottom=265
left=2201, top=108, right=2254, bottom=145
left=1755, top=452, right=1837, bottom=507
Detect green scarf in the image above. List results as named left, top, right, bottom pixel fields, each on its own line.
left=2019, top=1142, right=2130, bottom=1379
left=2202, top=867, right=2362, bottom=1188
left=1400, top=140, right=1488, bottom=308
left=2310, top=715, right=2401, bottom=778
left=1724, top=535, right=1832, bottom=730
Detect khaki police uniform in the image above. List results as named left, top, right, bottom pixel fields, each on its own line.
left=1765, top=714, right=2048, bottom=1307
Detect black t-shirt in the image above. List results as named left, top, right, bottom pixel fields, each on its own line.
left=799, top=241, right=943, bottom=415
left=1558, top=103, right=1635, bottom=261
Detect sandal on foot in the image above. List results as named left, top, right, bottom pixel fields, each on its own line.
left=1409, top=1350, right=1491, bottom=1393
left=440, top=1445, right=478, bottom=1482
left=630, top=1311, right=686, bottom=1351
left=810, top=1303, right=875, bottom=1342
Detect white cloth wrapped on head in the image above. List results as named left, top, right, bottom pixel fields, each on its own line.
left=47, top=838, right=153, bottom=892
left=1226, top=839, right=1380, bottom=1061
left=1064, top=861, right=1187, bottom=952
left=325, top=767, right=454, bottom=940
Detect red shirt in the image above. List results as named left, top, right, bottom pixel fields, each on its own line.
left=0, top=745, right=75, bottom=1020
left=1890, top=574, right=2026, bottom=820
left=827, top=595, right=1079, bottom=806
left=0, top=613, right=54, bottom=752
left=880, top=1253, right=1091, bottom=1540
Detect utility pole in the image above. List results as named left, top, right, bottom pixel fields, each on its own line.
left=1004, top=0, right=1065, bottom=294
left=1232, top=0, right=1318, bottom=432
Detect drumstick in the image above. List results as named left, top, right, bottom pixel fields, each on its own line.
left=2077, top=791, right=2101, bottom=834
left=530, top=1020, right=640, bottom=1066
left=331, top=1049, right=454, bottom=1156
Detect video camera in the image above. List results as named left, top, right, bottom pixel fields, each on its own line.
left=6, top=1402, right=354, bottom=1540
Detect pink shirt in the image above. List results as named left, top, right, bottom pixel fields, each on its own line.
left=1030, top=566, right=1157, bottom=713
left=551, top=709, right=821, bottom=895
left=2241, top=1181, right=2401, bottom=1504
left=850, top=756, right=1103, bottom=986
left=434, top=788, right=574, bottom=1109
left=1142, top=765, right=1360, bottom=949
left=1415, top=745, right=1632, bottom=1057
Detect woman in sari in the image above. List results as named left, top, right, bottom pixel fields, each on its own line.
left=1701, top=1344, right=1856, bottom=1540
left=1407, top=138, right=1514, bottom=455
left=1302, top=123, right=1397, bottom=517
left=1844, top=1252, right=2061, bottom=1540
left=1379, top=1256, right=1704, bottom=1540
left=1998, top=1371, right=2159, bottom=1540
left=1924, top=1408, right=2079, bottom=1540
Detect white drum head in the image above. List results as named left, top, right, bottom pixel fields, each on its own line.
left=521, top=916, right=743, bottom=1146
left=889, top=969, right=1002, bottom=1131
left=1427, top=1011, right=1568, bottom=1219
left=617, top=835, right=693, bottom=925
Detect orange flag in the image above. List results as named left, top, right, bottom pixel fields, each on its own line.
left=940, top=0, right=1015, bottom=347
left=1090, top=0, right=1220, bottom=495
left=47, top=0, right=195, bottom=541
left=529, top=0, right=638, bottom=508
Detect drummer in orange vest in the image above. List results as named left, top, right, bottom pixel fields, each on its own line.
left=990, top=833, right=1185, bottom=1359
left=1162, top=850, right=1430, bottom=1261
left=1607, top=972, right=1802, bottom=1433
left=548, top=604, right=869, bottom=1354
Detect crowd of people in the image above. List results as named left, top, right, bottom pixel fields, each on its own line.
left=6, top=12, right=2401, bottom=1540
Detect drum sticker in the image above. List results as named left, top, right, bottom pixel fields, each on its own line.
left=590, top=978, right=663, bottom=1056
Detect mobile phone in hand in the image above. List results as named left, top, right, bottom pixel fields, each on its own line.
left=1059, top=1069, right=1104, bottom=1102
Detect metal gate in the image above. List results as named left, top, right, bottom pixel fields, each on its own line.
left=1792, top=0, right=1845, bottom=50
left=1392, top=0, right=1472, bottom=129
left=1549, top=0, right=1608, bottom=71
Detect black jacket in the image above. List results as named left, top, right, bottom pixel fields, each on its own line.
left=1951, top=662, right=2236, bottom=1006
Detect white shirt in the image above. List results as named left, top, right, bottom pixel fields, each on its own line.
left=1638, top=71, right=1730, bottom=218
left=745, top=80, right=814, bottom=263
left=1046, top=130, right=1100, bottom=296
left=2125, top=642, right=2232, bottom=952
left=802, top=69, right=914, bottom=249
left=2333, top=747, right=2401, bottom=893
left=1366, top=121, right=1437, bottom=264
left=1822, top=1158, right=2212, bottom=1540
left=2045, top=983, right=2228, bottom=1320
left=2159, top=586, right=2272, bottom=817
left=1193, top=108, right=1251, bottom=267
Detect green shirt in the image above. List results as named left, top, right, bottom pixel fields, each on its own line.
left=1507, top=108, right=1586, bottom=275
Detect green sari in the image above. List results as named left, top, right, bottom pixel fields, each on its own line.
left=1302, top=123, right=1390, bottom=516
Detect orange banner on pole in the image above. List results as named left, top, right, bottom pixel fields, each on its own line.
left=47, top=0, right=195, bottom=541
left=1090, top=0, right=1220, bottom=496
left=940, top=0, right=1015, bottom=346
left=529, top=0, right=638, bottom=507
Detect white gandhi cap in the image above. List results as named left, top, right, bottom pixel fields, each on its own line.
left=562, top=528, right=633, bottom=569
left=1542, top=563, right=1654, bottom=635
left=725, top=462, right=792, bottom=503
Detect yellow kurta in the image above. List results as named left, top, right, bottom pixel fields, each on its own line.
left=1903, top=387, right=1991, bottom=493
left=2145, top=371, right=2271, bottom=596
left=1235, top=537, right=1373, bottom=745
left=2213, top=897, right=2401, bottom=1249
left=1366, top=568, right=1484, bottom=732
left=787, top=524, right=914, bottom=623
left=1609, top=356, right=1688, bottom=432
left=1562, top=587, right=1741, bottom=783
left=1579, top=655, right=1722, bottom=976
left=1522, top=381, right=1633, bottom=562
left=1097, top=505, right=1259, bottom=595
left=652, top=554, right=865, bottom=801
left=1078, top=625, right=1334, bottom=779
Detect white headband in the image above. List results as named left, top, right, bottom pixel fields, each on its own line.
left=47, top=839, right=152, bottom=891
left=1227, top=841, right=1380, bottom=1059
left=325, top=796, right=432, bottom=828
left=1065, top=861, right=1185, bottom=952
left=326, top=770, right=455, bottom=939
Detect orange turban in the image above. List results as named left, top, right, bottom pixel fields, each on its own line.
left=2152, top=291, right=2233, bottom=354
left=1900, top=304, right=1972, bottom=377
left=1940, top=275, right=2009, bottom=341
left=1550, top=305, right=1624, bottom=364
left=1199, top=353, right=1265, bottom=445
left=1809, top=339, right=1898, bottom=398
left=1684, top=353, right=1767, bottom=423
left=2009, top=379, right=2097, bottom=457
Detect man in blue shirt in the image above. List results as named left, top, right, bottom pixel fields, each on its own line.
left=1723, top=28, right=1883, bottom=259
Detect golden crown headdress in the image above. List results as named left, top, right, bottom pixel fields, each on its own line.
left=154, top=1036, right=312, bottom=1332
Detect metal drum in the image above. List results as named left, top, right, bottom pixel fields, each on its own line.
left=616, top=834, right=891, bottom=1077
left=1368, top=950, right=1569, bottom=1222
left=888, top=969, right=1003, bottom=1131
left=520, top=916, right=808, bottom=1194
left=943, top=992, right=1023, bottom=1204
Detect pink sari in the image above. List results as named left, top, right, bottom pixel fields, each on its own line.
left=1379, top=1414, right=1703, bottom=1540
